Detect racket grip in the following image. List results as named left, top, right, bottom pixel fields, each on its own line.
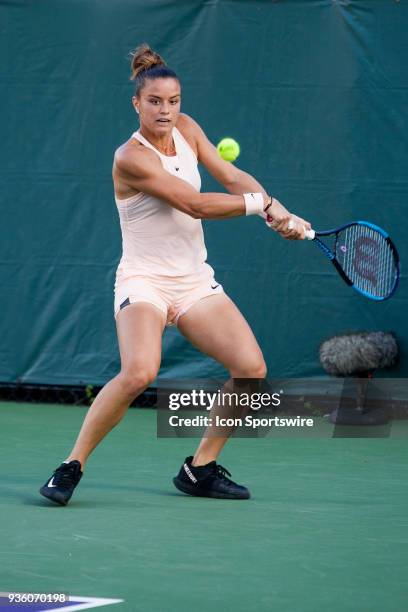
left=288, top=219, right=315, bottom=240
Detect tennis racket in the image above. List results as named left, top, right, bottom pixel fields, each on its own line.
left=290, top=220, right=400, bottom=300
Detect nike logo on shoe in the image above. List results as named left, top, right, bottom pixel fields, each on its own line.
left=48, top=477, right=57, bottom=488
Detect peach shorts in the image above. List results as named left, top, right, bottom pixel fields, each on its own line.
left=114, top=263, right=224, bottom=326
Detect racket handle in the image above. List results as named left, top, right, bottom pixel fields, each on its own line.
left=288, top=219, right=315, bottom=240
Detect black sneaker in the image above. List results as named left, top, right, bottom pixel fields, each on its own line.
left=173, top=456, right=250, bottom=500
left=39, top=460, right=83, bottom=506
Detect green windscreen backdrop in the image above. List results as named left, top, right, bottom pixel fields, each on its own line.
left=1, top=0, right=407, bottom=385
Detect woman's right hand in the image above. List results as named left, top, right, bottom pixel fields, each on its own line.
left=261, top=198, right=311, bottom=240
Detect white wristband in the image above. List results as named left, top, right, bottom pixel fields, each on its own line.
left=243, top=192, right=264, bottom=216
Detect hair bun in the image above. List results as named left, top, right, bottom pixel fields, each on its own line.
left=130, top=43, right=166, bottom=81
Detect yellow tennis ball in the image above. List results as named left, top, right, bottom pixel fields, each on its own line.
left=216, top=137, right=240, bottom=162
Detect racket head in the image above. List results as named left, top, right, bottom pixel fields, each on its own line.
left=315, top=221, right=400, bottom=301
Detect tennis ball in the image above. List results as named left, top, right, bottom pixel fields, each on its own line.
left=216, top=137, right=240, bottom=162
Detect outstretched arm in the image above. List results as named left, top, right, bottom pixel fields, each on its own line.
left=114, top=145, right=271, bottom=220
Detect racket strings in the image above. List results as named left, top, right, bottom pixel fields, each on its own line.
left=336, top=225, right=397, bottom=298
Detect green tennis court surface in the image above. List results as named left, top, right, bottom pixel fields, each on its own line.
left=1, top=402, right=407, bottom=611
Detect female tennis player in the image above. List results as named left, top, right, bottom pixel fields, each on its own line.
left=40, top=44, right=311, bottom=505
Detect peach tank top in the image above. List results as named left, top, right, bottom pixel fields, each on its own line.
left=115, top=127, right=207, bottom=277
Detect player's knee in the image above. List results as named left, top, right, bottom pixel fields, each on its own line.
left=232, top=358, right=267, bottom=379
left=119, top=367, right=157, bottom=397
left=249, top=360, right=267, bottom=379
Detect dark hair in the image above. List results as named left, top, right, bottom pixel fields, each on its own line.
left=129, top=43, right=179, bottom=96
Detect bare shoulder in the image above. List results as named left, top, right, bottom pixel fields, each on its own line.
left=176, top=113, right=206, bottom=156
left=112, top=137, right=162, bottom=199
left=113, top=137, right=159, bottom=177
